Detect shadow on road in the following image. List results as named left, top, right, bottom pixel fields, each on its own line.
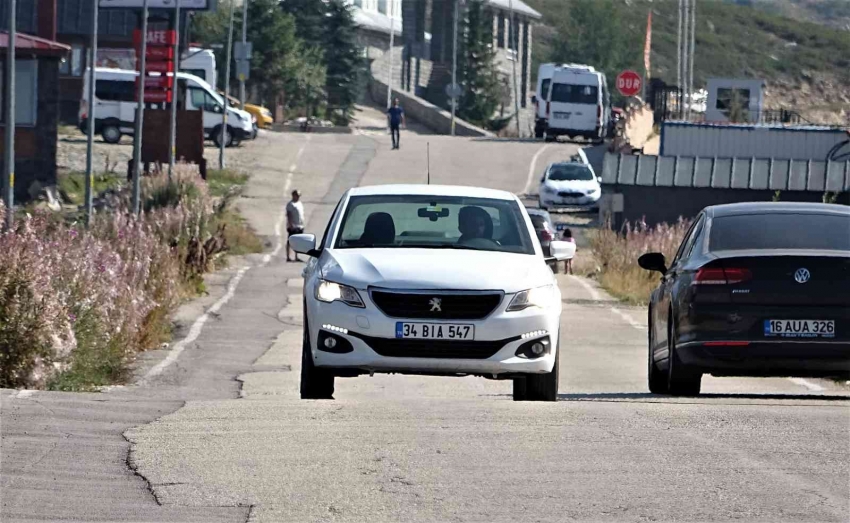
left=556, top=392, right=850, bottom=403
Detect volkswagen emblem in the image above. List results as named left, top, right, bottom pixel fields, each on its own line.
left=794, top=268, right=811, bottom=284
left=429, top=297, right=442, bottom=312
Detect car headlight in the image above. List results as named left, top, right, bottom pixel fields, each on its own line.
left=316, top=279, right=365, bottom=308
left=542, top=186, right=557, bottom=195
left=261, top=108, right=272, bottom=118
left=586, top=187, right=600, bottom=195
left=506, top=284, right=557, bottom=312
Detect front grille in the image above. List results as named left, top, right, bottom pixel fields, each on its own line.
left=558, top=191, right=584, bottom=198
left=370, top=291, right=503, bottom=320
left=354, top=335, right=505, bottom=359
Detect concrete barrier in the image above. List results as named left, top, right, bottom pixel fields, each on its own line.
left=369, top=78, right=494, bottom=138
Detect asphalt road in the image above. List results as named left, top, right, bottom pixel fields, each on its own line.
left=2, top=124, right=849, bottom=523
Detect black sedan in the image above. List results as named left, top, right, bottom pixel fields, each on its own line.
left=638, top=202, right=850, bottom=395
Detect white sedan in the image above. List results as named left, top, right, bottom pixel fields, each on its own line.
left=290, top=184, right=575, bottom=402
left=538, top=161, right=602, bottom=211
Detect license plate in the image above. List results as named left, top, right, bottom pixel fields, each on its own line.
left=764, top=319, right=835, bottom=338
left=395, top=322, right=474, bottom=340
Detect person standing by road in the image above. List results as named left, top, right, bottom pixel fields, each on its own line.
left=387, top=98, right=406, bottom=150
left=286, top=189, right=306, bottom=262
left=562, top=228, right=575, bottom=275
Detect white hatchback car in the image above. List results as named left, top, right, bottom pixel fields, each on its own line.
left=538, top=160, right=602, bottom=211
left=290, top=185, right=575, bottom=402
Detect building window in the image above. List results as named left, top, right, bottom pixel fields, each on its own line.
left=497, top=13, right=505, bottom=48
left=0, top=60, right=39, bottom=126
left=716, top=88, right=751, bottom=111
left=59, top=44, right=85, bottom=77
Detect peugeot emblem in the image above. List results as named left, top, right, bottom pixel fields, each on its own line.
left=794, top=268, right=810, bottom=284
left=429, top=297, right=442, bottom=312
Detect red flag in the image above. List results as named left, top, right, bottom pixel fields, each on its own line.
left=644, top=11, right=652, bottom=78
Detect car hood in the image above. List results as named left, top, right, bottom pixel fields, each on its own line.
left=321, top=249, right=551, bottom=293
left=542, top=179, right=599, bottom=191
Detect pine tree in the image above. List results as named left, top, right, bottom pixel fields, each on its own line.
left=457, top=0, right=502, bottom=128
left=323, top=0, right=364, bottom=123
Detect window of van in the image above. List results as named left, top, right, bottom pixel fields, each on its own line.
left=540, top=79, right=551, bottom=100
left=189, top=87, right=222, bottom=113
left=95, top=80, right=136, bottom=102
left=182, top=68, right=206, bottom=82
left=551, top=84, right=598, bottom=105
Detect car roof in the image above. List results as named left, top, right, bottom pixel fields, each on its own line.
left=706, top=202, right=850, bottom=218
left=348, top=184, right=518, bottom=201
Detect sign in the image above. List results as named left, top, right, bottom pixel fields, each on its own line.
left=234, top=42, right=253, bottom=61
left=142, top=46, right=175, bottom=61
left=138, top=75, right=174, bottom=89
left=96, top=48, right=136, bottom=69
left=145, top=61, right=175, bottom=73
left=140, top=90, right=173, bottom=104
left=134, top=29, right=177, bottom=47
left=236, top=60, right=250, bottom=81
left=445, top=83, right=462, bottom=99
left=616, top=70, right=642, bottom=97
left=99, top=0, right=213, bottom=9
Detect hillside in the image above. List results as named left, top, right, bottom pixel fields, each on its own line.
left=525, top=0, right=850, bottom=124
left=730, top=0, right=850, bottom=31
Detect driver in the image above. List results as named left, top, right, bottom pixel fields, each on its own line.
left=457, top=206, right=492, bottom=243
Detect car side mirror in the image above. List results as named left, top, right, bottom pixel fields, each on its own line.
left=290, top=233, right=321, bottom=257
left=549, top=240, right=575, bottom=261
left=597, top=176, right=602, bottom=183
left=638, top=252, right=667, bottom=274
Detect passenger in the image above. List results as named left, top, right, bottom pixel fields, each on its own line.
left=458, top=206, right=492, bottom=243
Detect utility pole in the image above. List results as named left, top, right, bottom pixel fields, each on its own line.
left=688, top=0, right=696, bottom=121
left=4, top=0, right=15, bottom=230
left=168, top=0, right=181, bottom=180
left=239, top=0, right=247, bottom=110
left=220, top=0, right=235, bottom=169
left=85, top=0, right=99, bottom=225
left=676, top=0, right=683, bottom=119
left=450, top=0, right=459, bottom=136
left=682, top=0, right=690, bottom=120
left=132, top=0, right=150, bottom=215
left=509, top=0, right=521, bottom=138
left=386, top=0, right=395, bottom=110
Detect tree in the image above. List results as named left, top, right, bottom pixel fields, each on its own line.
left=279, top=0, right=329, bottom=48
left=323, top=0, right=364, bottom=123
left=457, top=0, right=502, bottom=128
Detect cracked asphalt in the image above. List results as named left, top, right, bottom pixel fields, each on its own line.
left=2, top=118, right=849, bottom=522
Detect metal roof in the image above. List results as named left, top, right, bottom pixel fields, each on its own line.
left=0, top=32, right=71, bottom=56
left=487, top=0, right=542, bottom=19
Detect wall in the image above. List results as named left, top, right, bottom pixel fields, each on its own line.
left=369, top=77, right=493, bottom=137
left=660, top=121, right=849, bottom=161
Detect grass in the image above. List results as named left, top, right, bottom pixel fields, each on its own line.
left=57, top=171, right=125, bottom=206
left=206, top=168, right=250, bottom=198
left=217, top=208, right=265, bottom=256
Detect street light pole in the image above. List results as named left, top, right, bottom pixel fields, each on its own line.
left=688, top=0, right=696, bottom=121
left=219, top=0, right=235, bottom=169
left=85, top=0, right=99, bottom=225
left=239, top=0, right=247, bottom=110
left=4, top=0, right=16, bottom=230
left=386, top=0, right=395, bottom=110
left=509, top=0, right=520, bottom=137
left=168, top=0, right=181, bottom=180
left=450, top=0, right=458, bottom=136
left=131, top=0, right=150, bottom=215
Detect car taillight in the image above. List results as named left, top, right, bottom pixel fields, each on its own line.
left=541, top=230, right=553, bottom=242
left=693, top=267, right=752, bottom=285
left=597, top=105, right=601, bottom=120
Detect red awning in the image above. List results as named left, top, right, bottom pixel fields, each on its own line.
left=0, top=32, right=70, bottom=57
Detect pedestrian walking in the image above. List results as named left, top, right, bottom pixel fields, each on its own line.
left=387, top=98, right=406, bottom=150
left=562, top=228, right=575, bottom=275
left=286, top=189, right=306, bottom=262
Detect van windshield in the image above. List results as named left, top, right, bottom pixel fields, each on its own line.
left=551, top=83, right=598, bottom=104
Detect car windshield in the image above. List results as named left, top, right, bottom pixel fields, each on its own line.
left=334, top=195, right=535, bottom=254
left=709, top=213, right=850, bottom=251
left=547, top=164, right=594, bottom=181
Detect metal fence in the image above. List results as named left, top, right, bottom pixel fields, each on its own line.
left=602, top=153, right=850, bottom=192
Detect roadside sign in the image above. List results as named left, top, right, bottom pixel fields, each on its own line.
left=138, top=75, right=174, bottom=89
left=445, top=83, right=462, bottom=99
left=236, top=60, right=250, bottom=81
left=144, top=61, right=175, bottom=74
left=100, top=0, right=213, bottom=10
left=140, top=90, right=173, bottom=104
left=616, top=70, right=642, bottom=97
left=134, top=29, right=177, bottom=47
left=143, top=47, right=174, bottom=61
left=234, top=42, right=253, bottom=61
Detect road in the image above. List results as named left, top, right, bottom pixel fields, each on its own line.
left=2, top=124, right=849, bottom=522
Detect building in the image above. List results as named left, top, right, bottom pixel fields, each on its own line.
left=352, top=0, right=540, bottom=135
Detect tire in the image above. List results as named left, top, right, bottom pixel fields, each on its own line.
left=101, top=124, right=122, bottom=144
left=647, top=312, right=668, bottom=394
left=212, top=125, right=234, bottom=148
left=544, top=133, right=556, bottom=143
left=512, top=377, right=528, bottom=401
left=667, top=322, right=701, bottom=396
left=300, top=315, right=335, bottom=400
left=534, top=123, right=545, bottom=139
left=525, top=343, right=559, bottom=402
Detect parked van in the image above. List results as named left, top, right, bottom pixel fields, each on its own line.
left=532, top=63, right=565, bottom=138
left=180, top=47, right=217, bottom=89
left=543, top=64, right=610, bottom=143
left=79, top=68, right=254, bottom=147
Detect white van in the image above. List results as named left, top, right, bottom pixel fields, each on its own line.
left=543, top=65, right=610, bottom=143
left=78, top=68, right=254, bottom=147
left=180, top=47, right=217, bottom=89
left=532, top=63, right=566, bottom=138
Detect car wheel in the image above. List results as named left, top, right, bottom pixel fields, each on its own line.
left=300, top=314, right=335, bottom=400
left=647, top=313, right=668, bottom=394
left=667, top=323, right=701, bottom=396
left=525, top=343, right=559, bottom=402
left=544, top=133, right=556, bottom=143
left=101, top=124, right=122, bottom=144
left=512, top=377, right=527, bottom=401
left=212, top=125, right=234, bottom=148
left=535, top=128, right=544, bottom=139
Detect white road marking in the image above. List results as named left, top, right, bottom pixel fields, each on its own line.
left=523, top=143, right=553, bottom=196
left=570, top=275, right=602, bottom=301
left=142, top=137, right=310, bottom=382
left=9, top=390, right=36, bottom=400
left=570, top=276, right=644, bottom=331
left=611, top=307, right=646, bottom=331
left=788, top=378, right=826, bottom=392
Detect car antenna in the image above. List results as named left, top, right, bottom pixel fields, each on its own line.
left=427, top=142, right=430, bottom=185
